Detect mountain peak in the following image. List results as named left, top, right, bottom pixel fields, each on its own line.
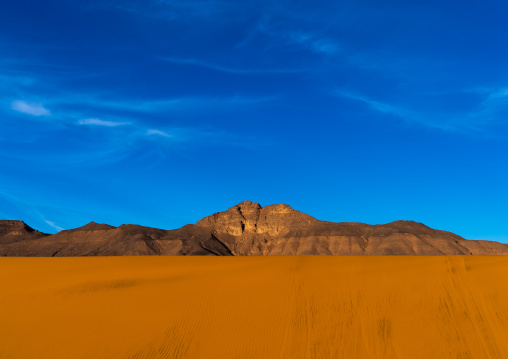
left=0, top=220, right=48, bottom=244
left=232, top=200, right=262, bottom=209
left=0, top=220, right=33, bottom=236
left=230, top=201, right=295, bottom=213
left=68, top=222, right=116, bottom=232
left=385, top=220, right=432, bottom=231
left=196, top=201, right=316, bottom=242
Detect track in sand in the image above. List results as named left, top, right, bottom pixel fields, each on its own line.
left=1, top=256, right=507, bottom=358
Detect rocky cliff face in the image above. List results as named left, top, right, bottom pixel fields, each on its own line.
left=195, top=201, right=318, bottom=255
left=1, top=201, right=507, bottom=256
left=197, top=201, right=317, bottom=235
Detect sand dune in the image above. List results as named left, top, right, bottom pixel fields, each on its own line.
left=1, top=256, right=508, bottom=358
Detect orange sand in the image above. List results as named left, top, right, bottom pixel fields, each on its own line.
left=1, top=256, right=507, bottom=358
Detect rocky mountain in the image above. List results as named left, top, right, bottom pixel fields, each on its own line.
left=0, top=220, right=47, bottom=245
left=1, top=201, right=507, bottom=256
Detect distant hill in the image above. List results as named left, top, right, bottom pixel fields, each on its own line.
left=1, top=201, right=507, bottom=256
left=0, top=220, right=48, bottom=245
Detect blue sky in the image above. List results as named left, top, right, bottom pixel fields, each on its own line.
left=1, top=0, right=508, bottom=242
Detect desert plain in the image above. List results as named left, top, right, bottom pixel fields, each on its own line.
left=1, top=255, right=507, bottom=358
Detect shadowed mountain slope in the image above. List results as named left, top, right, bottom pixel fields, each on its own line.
left=1, top=201, right=507, bottom=256
left=0, top=220, right=48, bottom=245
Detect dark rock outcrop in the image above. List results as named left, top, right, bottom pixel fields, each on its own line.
left=0, top=220, right=48, bottom=244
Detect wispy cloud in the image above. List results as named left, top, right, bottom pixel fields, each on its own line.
left=459, top=87, right=508, bottom=131
left=45, top=220, right=64, bottom=232
left=146, top=129, right=172, bottom=138
left=337, top=91, right=411, bottom=117
left=0, top=189, right=70, bottom=233
left=287, top=31, right=339, bottom=55
left=240, top=15, right=340, bottom=56
left=336, top=87, right=508, bottom=134
left=1, top=90, right=267, bottom=166
left=472, top=88, right=508, bottom=117
left=56, top=94, right=277, bottom=115
left=78, top=118, right=129, bottom=127
left=162, top=56, right=302, bottom=74
left=335, top=90, right=461, bottom=132
left=11, top=100, right=51, bottom=116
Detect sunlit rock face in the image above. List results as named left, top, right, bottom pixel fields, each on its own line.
left=195, top=201, right=318, bottom=255
left=197, top=201, right=316, bottom=236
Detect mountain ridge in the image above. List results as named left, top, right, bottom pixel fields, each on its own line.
left=1, top=201, right=507, bottom=256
